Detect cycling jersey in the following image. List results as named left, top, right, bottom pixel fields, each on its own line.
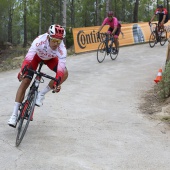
left=22, top=33, right=67, bottom=80
left=102, top=17, right=121, bottom=29
left=155, top=8, right=169, bottom=23
left=101, top=17, right=121, bottom=38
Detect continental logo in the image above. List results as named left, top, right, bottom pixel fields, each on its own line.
left=73, top=21, right=170, bottom=53
left=77, top=30, right=105, bottom=49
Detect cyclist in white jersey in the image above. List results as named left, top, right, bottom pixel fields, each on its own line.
left=8, top=24, right=68, bottom=127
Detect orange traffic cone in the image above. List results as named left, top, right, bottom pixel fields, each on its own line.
left=154, top=69, right=162, bottom=83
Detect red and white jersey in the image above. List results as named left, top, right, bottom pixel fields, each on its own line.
left=155, top=8, right=168, bottom=15
left=25, top=33, right=67, bottom=75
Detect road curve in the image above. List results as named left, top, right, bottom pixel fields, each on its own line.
left=0, top=43, right=170, bottom=170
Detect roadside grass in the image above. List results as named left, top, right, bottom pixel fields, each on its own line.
left=156, top=60, right=170, bottom=123
left=0, top=46, right=26, bottom=72
left=161, top=116, right=170, bottom=122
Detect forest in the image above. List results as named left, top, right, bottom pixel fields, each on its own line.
left=0, top=0, right=169, bottom=48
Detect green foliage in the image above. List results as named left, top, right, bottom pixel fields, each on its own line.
left=0, top=0, right=164, bottom=45
left=65, top=27, right=73, bottom=49
left=157, top=61, right=170, bottom=99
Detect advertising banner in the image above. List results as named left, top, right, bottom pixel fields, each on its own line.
left=72, top=21, right=170, bottom=54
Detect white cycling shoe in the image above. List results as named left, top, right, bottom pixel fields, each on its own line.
left=36, top=93, right=45, bottom=107
left=8, top=114, right=18, bottom=128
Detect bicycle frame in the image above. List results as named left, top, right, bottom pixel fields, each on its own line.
left=149, top=22, right=167, bottom=48
left=16, top=61, right=59, bottom=146
left=102, top=33, right=114, bottom=53
left=150, top=23, right=159, bottom=39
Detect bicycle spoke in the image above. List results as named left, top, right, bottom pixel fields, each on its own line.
left=97, top=41, right=106, bottom=63
left=149, top=32, right=156, bottom=48
left=110, top=41, right=119, bottom=60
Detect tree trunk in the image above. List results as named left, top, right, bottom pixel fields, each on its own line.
left=71, top=0, right=75, bottom=27
left=133, top=0, right=139, bottom=23
left=60, top=0, right=62, bottom=25
left=114, top=0, right=117, bottom=16
left=63, top=0, right=67, bottom=27
left=121, top=0, right=125, bottom=21
left=8, top=3, right=13, bottom=43
left=62, top=0, right=66, bottom=44
left=96, top=0, right=100, bottom=26
left=106, top=0, right=109, bottom=14
left=167, top=0, right=170, bottom=19
left=23, top=0, right=27, bottom=48
left=39, top=0, right=42, bottom=35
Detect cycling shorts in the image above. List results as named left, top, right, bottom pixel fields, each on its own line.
left=25, top=54, right=59, bottom=80
left=107, top=27, right=121, bottom=38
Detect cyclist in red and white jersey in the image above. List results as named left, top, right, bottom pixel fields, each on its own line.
left=97, top=11, right=121, bottom=53
left=8, top=24, right=68, bottom=127
left=149, top=4, right=169, bottom=35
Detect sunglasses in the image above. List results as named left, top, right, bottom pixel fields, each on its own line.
left=50, top=37, right=62, bottom=44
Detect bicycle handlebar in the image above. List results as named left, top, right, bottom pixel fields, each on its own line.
left=29, top=68, right=60, bottom=85
left=149, top=22, right=158, bottom=27
left=22, top=64, right=60, bottom=87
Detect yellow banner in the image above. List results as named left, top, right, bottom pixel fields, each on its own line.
left=72, top=21, right=170, bottom=54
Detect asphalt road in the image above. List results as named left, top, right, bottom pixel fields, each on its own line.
left=0, top=43, right=170, bottom=170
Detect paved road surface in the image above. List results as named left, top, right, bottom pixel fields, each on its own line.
left=0, top=43, right=170, bottom=170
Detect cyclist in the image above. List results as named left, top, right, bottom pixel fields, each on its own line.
left=8, top=24, right=68, bottom=127
left=149, top=4, right=169, bottom=36
left=97, top=11, right=121, bottom=53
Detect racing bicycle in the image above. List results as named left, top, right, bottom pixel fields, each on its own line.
left=97, top=33, right=119, bottom=63
left=149, top=22, right=167, bottom=48
left=15, top=61, right=60, bottom=147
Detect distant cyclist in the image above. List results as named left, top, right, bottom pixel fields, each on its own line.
left=97, top=11, right=121, bottom=53
left=149, top=4, right=169, bottom=36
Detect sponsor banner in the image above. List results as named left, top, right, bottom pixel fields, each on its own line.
left=72, top=21, right=170, bottom=54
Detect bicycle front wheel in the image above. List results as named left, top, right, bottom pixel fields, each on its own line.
left=16, top=91, right=37, bottom=147
left=110, top=42, right=119, bottom=60
left=149, top=32, right=156, bottom=48
left=97, top=41, right=106, bottom=63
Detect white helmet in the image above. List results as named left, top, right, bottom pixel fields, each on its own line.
left=48, top=24, right=65, bottom=39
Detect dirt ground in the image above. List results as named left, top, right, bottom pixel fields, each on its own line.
left=140, top=86, right=170, bottom=125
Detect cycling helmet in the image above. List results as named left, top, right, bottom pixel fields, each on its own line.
left=157, top=4, right=163, bottom=8
left=107, top=11, right=114, bottom=17
left=48, top=24, right=65, bottom=39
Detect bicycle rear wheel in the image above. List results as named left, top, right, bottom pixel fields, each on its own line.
left=16, top=91, right=37, bottom=147
left=110, top=41, right=119, bottom=60
left=97, top=41, right=106, bottom=63
left=160, top=30, right=167, bottom=46
left=149, top=32, right=156, bottom=48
